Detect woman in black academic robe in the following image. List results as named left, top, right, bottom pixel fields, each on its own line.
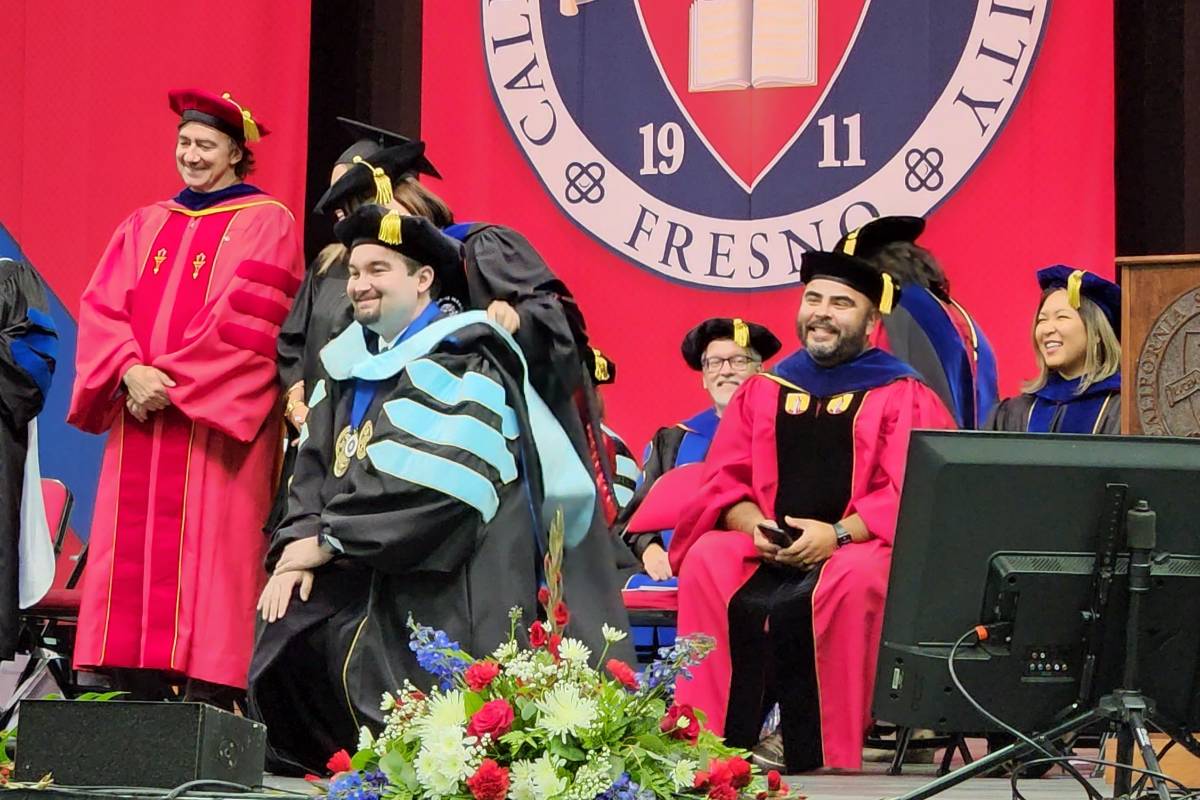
left=987, top=266, right=1122, bottom=435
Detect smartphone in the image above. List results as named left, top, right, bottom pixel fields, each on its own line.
left=757, top=521, right=798, bottom=548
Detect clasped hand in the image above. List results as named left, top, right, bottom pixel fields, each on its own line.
left=123, top=364, right=176, bottom=422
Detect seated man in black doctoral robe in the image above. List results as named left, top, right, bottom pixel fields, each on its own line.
left=247, top=207, right=623, bottom=774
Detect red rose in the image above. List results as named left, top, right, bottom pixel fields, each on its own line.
left=693, top=771, right=710, bottom=790
left=709, top=783, right=738, bottom=800
left=467, top=698, right=515, bottom=739
left=606, top=658, right=639, bottom=690
left=727, top=756, right=752, bottom=789
left=303, top=774, right=322, bottom=783
left=325, top=749, right=352, bottom=774
left=465, top=661, right=501, bottom=691
left=553, top=600, right=570, bottom=627
left=548, top=633, right=562, bottom=661
left=659, top=703, right=700, bottom=743
left=767, top=770, right=782, bottom=791
left=707, top=759, right=733, bottom=788
left=529, top=620, right=548, bottom=648
left=467, top=759, right=511, bottom=800
left=537, top=587, right=551, bottom=606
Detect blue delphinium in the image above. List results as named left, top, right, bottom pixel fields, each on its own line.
left=407, top=619, right=471, bottom=691
left=597, top=772, right=655, bottom=800
left=327, top=768, right=388, bottom=800
left=640, top=634, right=716, bottom=699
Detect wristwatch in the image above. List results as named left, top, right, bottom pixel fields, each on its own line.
left=833, top=521, right=853, bottom=548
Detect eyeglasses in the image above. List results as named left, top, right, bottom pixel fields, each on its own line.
left=701, top=355, right=761, bottom=373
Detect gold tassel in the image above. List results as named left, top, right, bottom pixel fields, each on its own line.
left=841, top=228, right=861, bottom=256
left=221, top=92, right=261, bottom=143
left=352, top=156, right=394, bottom=205
left=1066, top=269, right=1084, bottom=309
left=591, top=348, right=610, bottom=382
left=378, top=210, right=404, bottom=245
left=732, top=318, right=750, bottom=347
left=879, top=273, right=895, bottom=315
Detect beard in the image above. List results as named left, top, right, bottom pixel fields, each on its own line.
left=354, top=306, right=381, bottom=326
left=801, top=317, right=869, bottom=366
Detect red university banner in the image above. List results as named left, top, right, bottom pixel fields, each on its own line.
left=421, top=1, right=1115, bottom=450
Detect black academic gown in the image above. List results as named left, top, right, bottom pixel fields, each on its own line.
left=0, top=258, right=57, bottom=661
left=248, top=310, right=630, bottom=774
left=447, top=223, right=637, bottom=627
left=268, top=256, right=354, bottom=531
left=277, top=255, right=353, bottom=394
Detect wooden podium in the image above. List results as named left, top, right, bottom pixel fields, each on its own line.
left=1119, top=255, right=1200, bottom=435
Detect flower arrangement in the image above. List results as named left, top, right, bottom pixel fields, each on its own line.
left=326, top=512, right=795, bottom=800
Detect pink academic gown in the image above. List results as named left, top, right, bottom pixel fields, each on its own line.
left=670, top=369, right=954, bottom=769
left=68, top=193, right=303, bottom=688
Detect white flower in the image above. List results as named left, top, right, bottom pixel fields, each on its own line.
left=536, top=684, right=598, bottom=739
left=601, top=624, right=628, bottom=643
left=510, top=759, right=538, bottom=800
left=415, top=690, right=467, bottom=737
left=533, top=753, right=567, bottom=798
left=492, top=640, right=520, bottom=663
left=671, top=758, right=699, bottom=790
left=380, top=692, right=396, bottom=712
left=413, top=726, right=473, bottom=798
left=557, top=637, right=591, bottom=666
left=357, top=725, right=375, bottom=751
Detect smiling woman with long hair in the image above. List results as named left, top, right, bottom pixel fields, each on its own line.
left=986, top=266, right=1122, bottom=434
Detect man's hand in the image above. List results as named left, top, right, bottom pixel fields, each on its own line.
left=287, top=402, right=309, bottom=433
left=775, top=517, right=837, bottom=568
left=257, top=570, right=314, bottom=623
left=641, top=542, right=673, bottom=581
left=123, top=364, right=176, bottom=410
left=486, top=300, right=521, bottom=334
left=125, top=395, right=150, bottom=423
left=752, top=520, right=782, bottom=561
left=274, top=536, right=334, bottom=574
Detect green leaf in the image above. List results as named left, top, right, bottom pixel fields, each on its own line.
left=350, top=748, right=378, bottom=771
left=548, top=737, right=586, bottom=762
left=518, top=698, right=538, bottom=722
left=379, top=749, right=418, bottom=791
left=464, top=692, right=485, bottom=716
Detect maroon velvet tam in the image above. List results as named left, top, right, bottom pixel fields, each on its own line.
left=168, top=88, right=269, bottom=143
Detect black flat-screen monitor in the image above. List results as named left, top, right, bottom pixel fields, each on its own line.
left=872, top=431, right=1200, bottom=734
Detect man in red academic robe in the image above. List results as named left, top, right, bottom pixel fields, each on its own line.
left=68, top=89, right=304, bottom=706
left=669, top=250, right=955, bottom=772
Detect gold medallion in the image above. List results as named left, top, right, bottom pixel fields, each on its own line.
left=357, top=420, right=373, bottom=460
left=333, top=425, right=355, bottom=477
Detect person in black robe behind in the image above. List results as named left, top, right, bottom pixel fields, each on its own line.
left=834, top=216, right=999, bottom=428
left=248, top=207, right=627, bottom=774
left=0, top=253, right=57, bottom=661
left=987, top=265, right=1121, bottom=434
left=270, top=120, right=439, bottom=530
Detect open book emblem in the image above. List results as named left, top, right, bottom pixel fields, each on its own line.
left=638, top=0, right=867, bottom=189
left=483, top=1, right=1050, bottom=291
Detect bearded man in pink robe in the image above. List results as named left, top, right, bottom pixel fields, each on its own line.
left=68, top=89, right=303, bottom=707
left=670, top=250, right=955, bottom=772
